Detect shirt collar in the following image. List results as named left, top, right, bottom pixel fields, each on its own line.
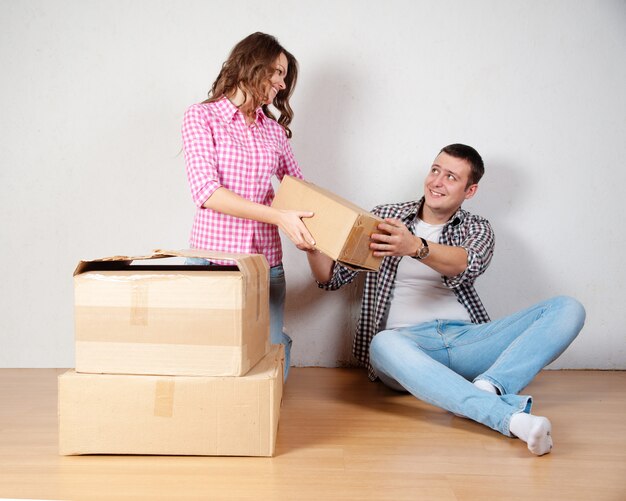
left=410, top=197, right=466, bottom=227
left=214, top=96, right=266, bottom=125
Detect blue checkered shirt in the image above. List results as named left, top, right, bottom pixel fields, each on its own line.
left=318, top=198, right=495, bottom=379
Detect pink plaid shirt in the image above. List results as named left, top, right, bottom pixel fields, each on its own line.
left=182, top=97, right=303, bottom=266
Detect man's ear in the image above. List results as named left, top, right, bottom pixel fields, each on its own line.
left=464, top=183, right=478, bottom=200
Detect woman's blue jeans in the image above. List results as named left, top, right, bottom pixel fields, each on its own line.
left=186, top=258, right=291, bottom=381
left=269, top=264, right=292, bottom=380
left=369, top=296, right=585, bottom=436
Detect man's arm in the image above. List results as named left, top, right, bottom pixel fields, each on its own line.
left=369, top=218, right=468, bottom=277
left=306, top=249, right=335, bottom=283
left=305, top=248, right=362, bottom=291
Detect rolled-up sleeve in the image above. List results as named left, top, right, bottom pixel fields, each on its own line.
left=181, top=104, right=221, bottom=207
left=443, top=217, right=495, bottom=289
left=317, top=262, right=359, bottom=291
left=276, top=135, right=303, bottom=181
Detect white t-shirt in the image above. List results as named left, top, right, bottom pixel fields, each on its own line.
left=383, top=219, right=470, bottom=330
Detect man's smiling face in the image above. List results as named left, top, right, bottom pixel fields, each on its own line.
left=422, top=152, right=478, bottom=221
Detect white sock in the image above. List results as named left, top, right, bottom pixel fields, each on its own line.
left=509, top=413, right=553, bottom=456
left=473, top=379, right=498, bottom=394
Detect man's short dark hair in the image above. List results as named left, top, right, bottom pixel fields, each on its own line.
left=440, top=144, right=484, bottom=187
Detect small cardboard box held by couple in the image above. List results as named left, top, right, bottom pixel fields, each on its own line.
left=59, top=177, right=382, bottom=457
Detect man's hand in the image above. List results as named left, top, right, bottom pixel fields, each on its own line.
left=370, top=218, right=420, bottom=257
left=371, top=217, right=470, bottom=277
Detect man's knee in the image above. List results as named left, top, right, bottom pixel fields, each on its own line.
left=551, top=295, right=586, bottom=326
left=369, top=330, right=398, bottom=362
left=543, top=296, right=586, bottom=346
left=369, top=331, right=408, bottom=391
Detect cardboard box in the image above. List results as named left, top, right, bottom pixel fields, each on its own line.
left=74, top=249, right=269, bottom=377
left=272, top=176, right=383, bottom=271
left=59, top=345, right=284, bottom=457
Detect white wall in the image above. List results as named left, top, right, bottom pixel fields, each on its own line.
left=1, top=0, right=624, bottom=369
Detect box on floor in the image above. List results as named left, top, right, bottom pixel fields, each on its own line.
left=59, top=345, right=284, bottom=457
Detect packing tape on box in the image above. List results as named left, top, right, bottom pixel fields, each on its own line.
left=237, top=257, right=263, bottom=321
left=249, top=257, right=263, bottom=321
left=344, top=224, right=372, bottom=265
left=131, top=283, right=149, bottom=326
left=242, top=343, right=250, bottom=375
left=154, top=379, right=175, bottom=418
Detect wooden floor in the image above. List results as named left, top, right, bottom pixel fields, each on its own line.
left=0, top=369, right=624, bottom=500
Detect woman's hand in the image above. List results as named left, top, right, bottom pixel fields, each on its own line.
left=275, top=209, right=316, bottom=251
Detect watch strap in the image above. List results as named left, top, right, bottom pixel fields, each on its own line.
left=415, top=237, right=429, bottom=260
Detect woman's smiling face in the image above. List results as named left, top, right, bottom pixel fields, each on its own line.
left=264, top=52, right=288, bottom=105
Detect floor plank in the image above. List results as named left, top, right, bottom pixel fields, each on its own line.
left=0, top=368, right=624, bottom=500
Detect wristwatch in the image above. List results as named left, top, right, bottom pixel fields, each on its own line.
left=415, top=237, right=430, bottom=260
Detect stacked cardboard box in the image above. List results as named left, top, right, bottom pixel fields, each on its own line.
left=59, top=249, right=283, bottom=457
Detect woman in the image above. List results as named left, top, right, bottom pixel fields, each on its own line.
left=182, top=32, right=314, bottom=380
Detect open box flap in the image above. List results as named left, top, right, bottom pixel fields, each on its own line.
left=73, top=249, right=269, bottom=278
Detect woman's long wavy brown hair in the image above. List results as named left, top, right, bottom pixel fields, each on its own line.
left=204, top=32, right=298, bottom=138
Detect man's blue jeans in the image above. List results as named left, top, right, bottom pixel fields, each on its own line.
left=369, top=296, right=585, bottom=436
left=186, top=259, right=292, bottom=380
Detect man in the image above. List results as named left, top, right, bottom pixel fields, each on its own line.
left=306, top=144, right=585, bottom=456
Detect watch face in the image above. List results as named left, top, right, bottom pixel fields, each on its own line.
left=418, top=246, right=429, bottom=259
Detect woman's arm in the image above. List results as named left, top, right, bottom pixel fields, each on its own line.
left=204, top=187, right=316, bottom=250
left=183, top=104, right=316, bottom=250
